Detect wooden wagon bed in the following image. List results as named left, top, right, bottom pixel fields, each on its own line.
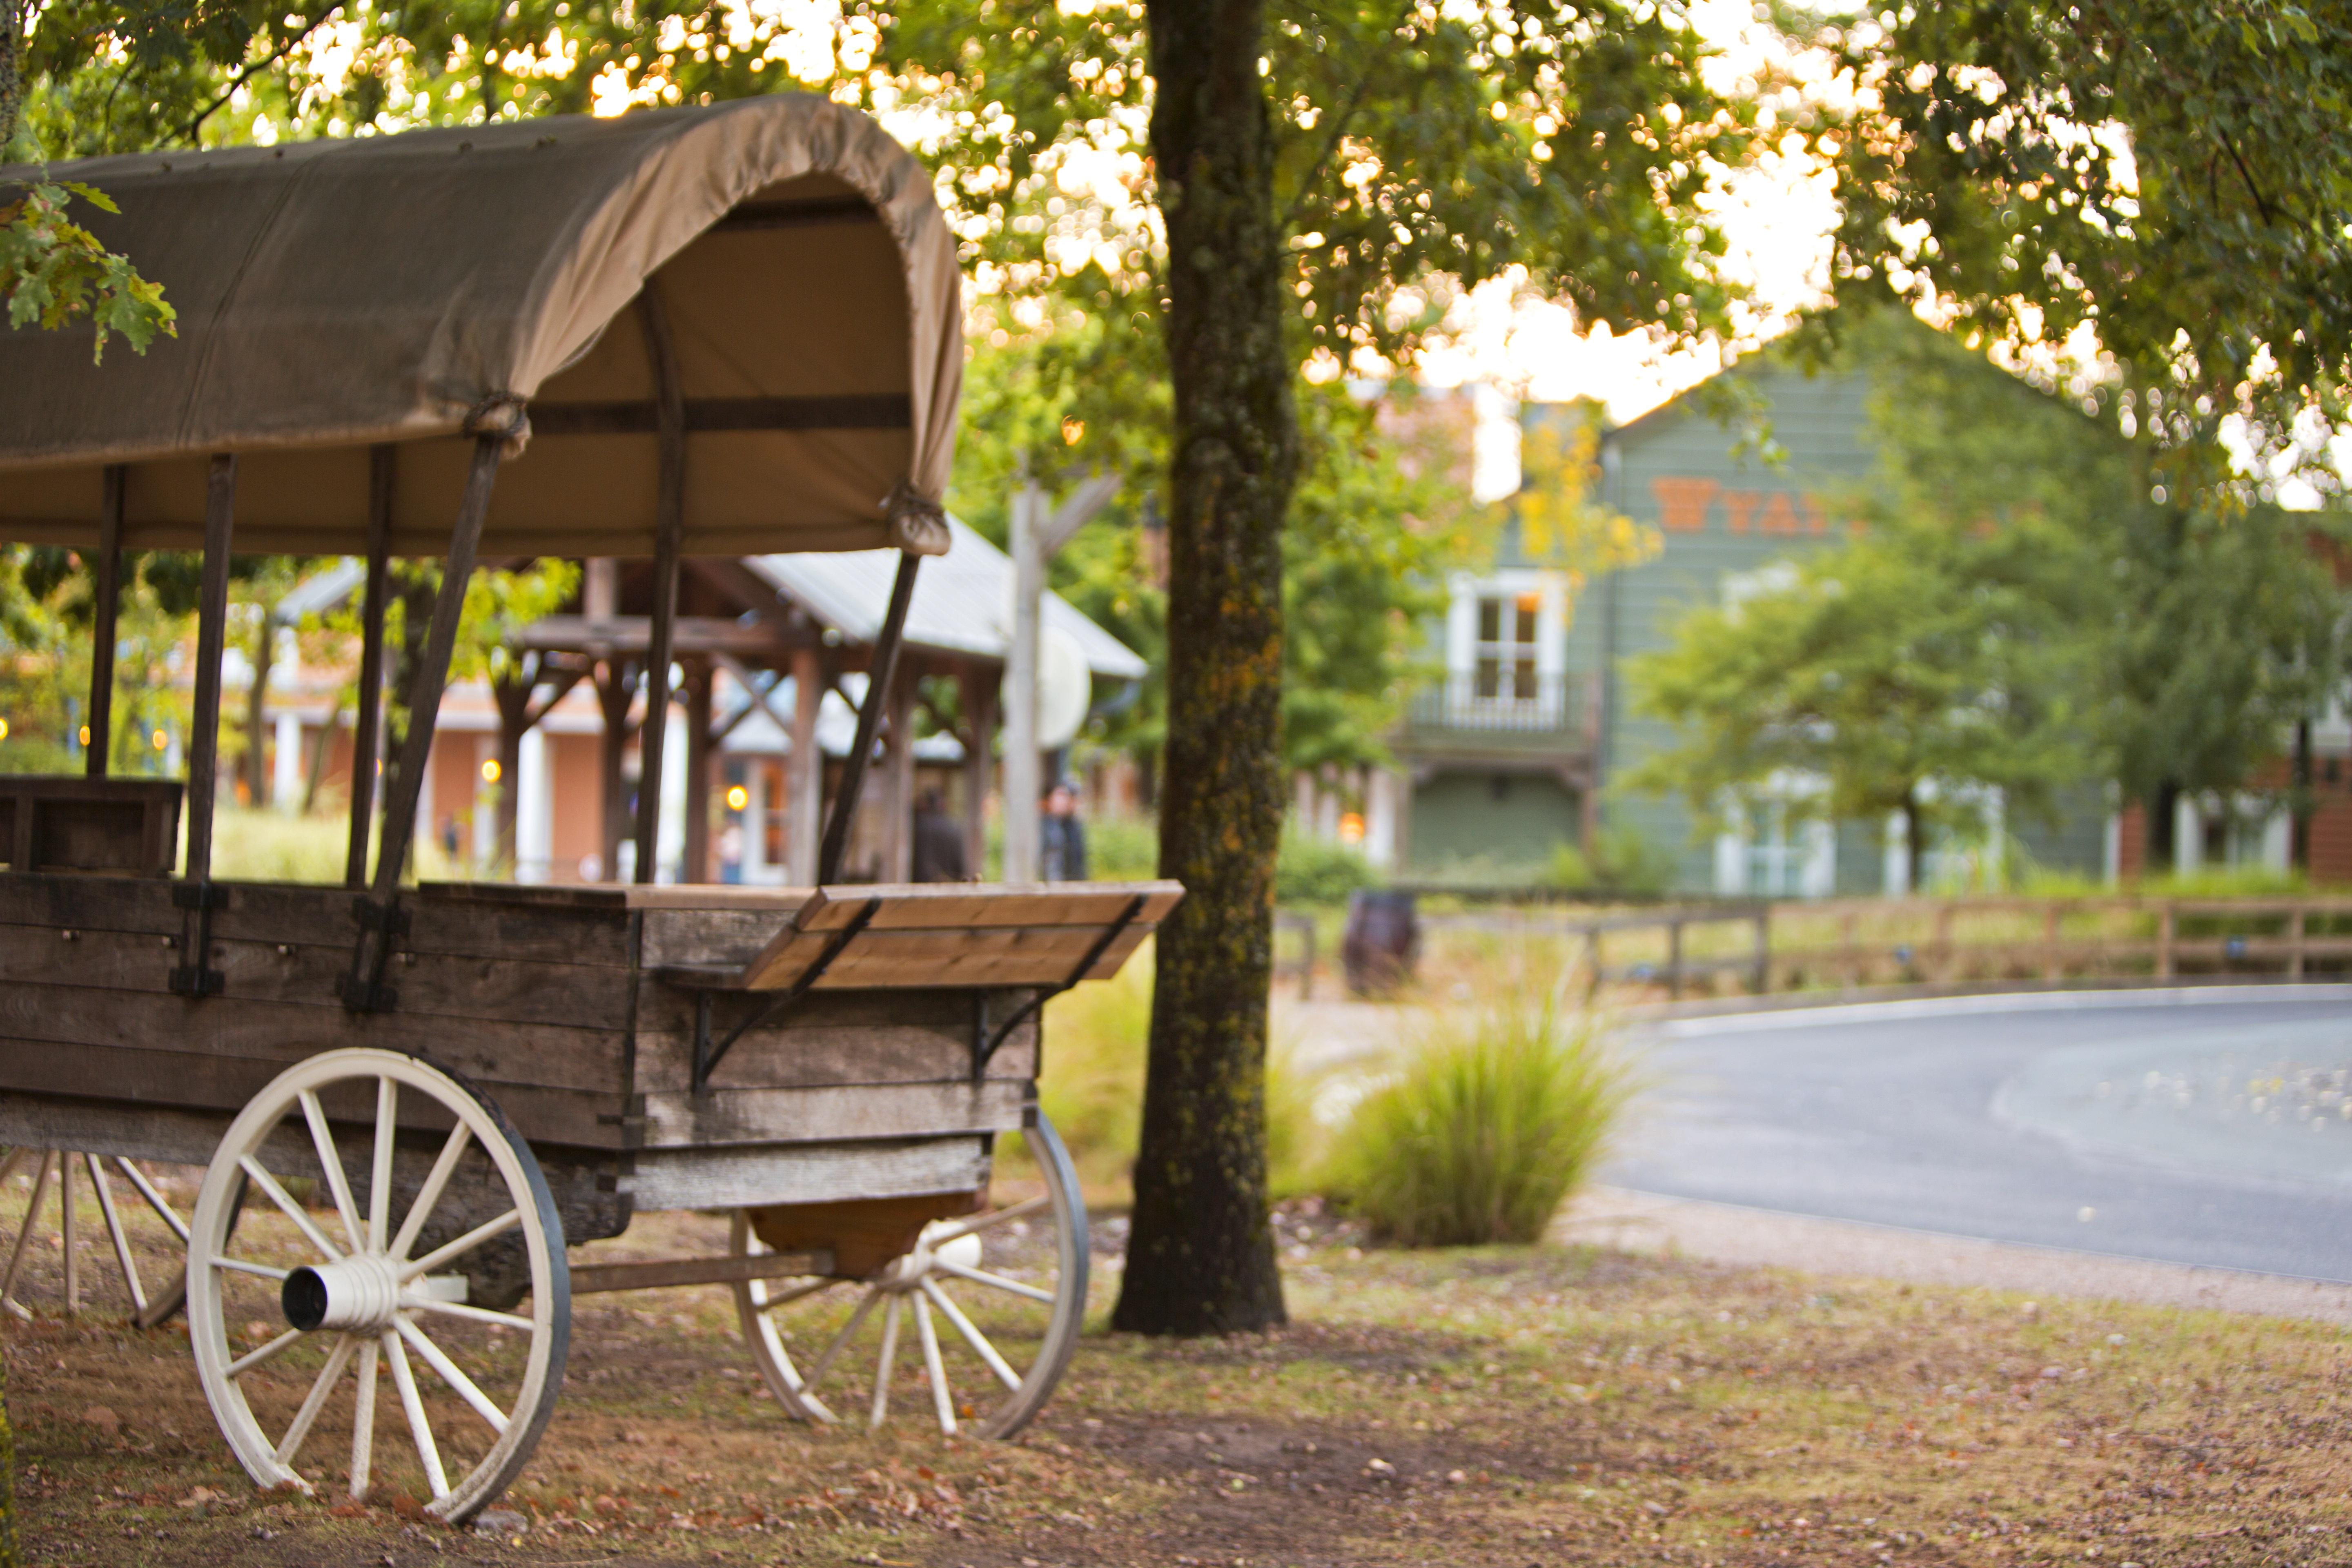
left=0, top=875, right=1178, bottom=1221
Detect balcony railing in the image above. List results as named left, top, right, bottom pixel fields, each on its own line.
left=1403, top=678, right=1587, bottom=740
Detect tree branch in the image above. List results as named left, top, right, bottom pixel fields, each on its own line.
left=1276, top=0, right=1418, bottom=236
left=181, top=12, right=339, bottom=147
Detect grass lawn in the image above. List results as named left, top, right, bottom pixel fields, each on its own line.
left=9, top=1198, right=2351, bottom=1568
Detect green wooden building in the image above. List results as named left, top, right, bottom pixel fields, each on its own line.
left=1385, top=330, right=2116, bottom=893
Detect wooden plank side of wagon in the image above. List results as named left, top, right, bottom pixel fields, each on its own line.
left=637, top=1078, right=1030, bottom=1149
left=629, top=985, right=1037, bottom=1094
left=0, top=925, right=631, bottom=1031
left=0, top=980, right=628, bottom=1142
left=0, top=874, right=635, bottom=967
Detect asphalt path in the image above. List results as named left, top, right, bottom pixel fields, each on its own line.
left=1606, top=986, right=2352, bottom=1282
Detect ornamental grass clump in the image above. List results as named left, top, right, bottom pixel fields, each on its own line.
left=1330, top=992, right=1630, bottom=1246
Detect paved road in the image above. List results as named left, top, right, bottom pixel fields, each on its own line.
left=1606, top=987, right=2352, bottom=1282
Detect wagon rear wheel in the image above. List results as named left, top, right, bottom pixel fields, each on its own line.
left=730, top=1112, right=1088, bottom=1438
left=0, top=1147, right=189, bottom=1323
left=187, top=1048, right=569, bottom=1523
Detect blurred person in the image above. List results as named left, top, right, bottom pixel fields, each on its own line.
left=910, top=787, right=967, bottom=882
left=1040, top=780, right=1088, bottom=882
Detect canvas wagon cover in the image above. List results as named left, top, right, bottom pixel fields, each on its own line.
left=0, top=96, right=961, bottom=558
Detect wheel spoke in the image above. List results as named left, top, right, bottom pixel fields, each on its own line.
left=368, top=1078, right=398, bottom=1252
left=212, top=1255, right=291, bottom=1282
left=913, top=1290, right=956, bottom=1435
left=383, top=1329, right=451, bottom=1500
left=933, top=1257, right=1055, bottom=1303
left=869, top=1294, right=903, bottom=1430
left=85, top=1155, right=147, bottom=1312
left=398, top=1296, right=533, bottom=1332
left=275, top=1333, right=358, bottom=1467
left=239, top=1156, right=346, bottom=1262
left=802, top=1287, right=883, bottom=1397
left=389, top=1121, right=473, bottom=1262
left=400, top=1207, right=519, bottom=1282
left=395, top=1316, right=510, bottom=1435
left=0, top=1152, right=57, bottom=1307
left=754, top=1276, right=840, bottom=1312
left=350, top=1336, right=380, bottom=1501
left=921, top=1278, right=1022, bottom=1392
left=299, top=1091, right=368, bottom=1254
left=115, top=1158, right=189, bottom=1243
left=923, top=1194, right=1049, bottom=1248
left=227, top=1326, right=307, bottom=1379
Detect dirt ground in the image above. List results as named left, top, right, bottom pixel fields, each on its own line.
left=9, top=1189, right=2352, bottom=1568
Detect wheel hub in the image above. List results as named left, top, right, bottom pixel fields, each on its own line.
left=875, top=1226, right=982, bottom=1293
left=282, top=1254, right=403, bottom=1333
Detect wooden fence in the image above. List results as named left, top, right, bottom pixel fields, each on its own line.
left=1409, top=895, right=2352, bottom=1000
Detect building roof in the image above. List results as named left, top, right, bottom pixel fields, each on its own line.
left=0, top=96, right=961, bottom=560
left=744, top=515, right=1149, bottom=681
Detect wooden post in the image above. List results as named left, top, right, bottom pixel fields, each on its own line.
left=184, top=456, right=238, bottom=882
left=2156, top=901, right=2176, bottom=979
left=1752, top=906, right=1771, bottom=995
left=368, top=438, right=500, bottom=902
left=1840, top=908, right=1859, bottom=987
left=2043, top=903, right=2063, bottom=981
left=2290, top=904, right=2307, bottom=979
left=1002, top=480, right=1042, bottom=882
left=682, top=659, right=715, bottom=884
left=959, top=665, right=995, bottom=881
left=594, top=658, right=635, bottom=883
left=1934, top=902, right=1956, bottom=983
left=789, top=645, right=823, bottom=883
left=1666, top=915, right=1684, bottom=1000
left=817, top=553, right=920, bottom=885
left=345, top=445, right=394, bottom=885
left=632, top=286, right=686, bottom=886
left=85, top=465, right=125, bottom=777
left=881, top=670, right=916, bottom=881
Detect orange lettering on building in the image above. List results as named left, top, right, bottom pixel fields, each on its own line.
left=1650, top=477, right=1719, bottom=532
left=1802, top=495, right=1830, bottom=534
left=1758, top=493, right=1803, bottom=534
left=1720, top=491, right=1760, bottom=533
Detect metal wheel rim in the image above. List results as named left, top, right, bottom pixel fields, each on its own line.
left=730, top=1112, right=1088, bottom=1438
left=186, top=1047, right=570, bottom=1523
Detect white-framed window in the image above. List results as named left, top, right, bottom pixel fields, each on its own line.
left=1474, top=590, right=1541, bottom=701
left=1713, top=775, right=1835, bottom=898
left=1444, top=571, right=1568, bottom=724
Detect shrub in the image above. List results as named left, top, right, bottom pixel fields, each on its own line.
left=1326, top=991, right=1630, bottom=1246
left=1085, top=813, right=1160, bottom=880
left=1276, top=831, right=1377, bottom=905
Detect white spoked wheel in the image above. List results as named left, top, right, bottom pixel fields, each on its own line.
left=0, top=1146, right=190, bottom=1323
left=187, top=1048, right=569, bottom=1523
left=731, top=1113, right=1088, bottom=1438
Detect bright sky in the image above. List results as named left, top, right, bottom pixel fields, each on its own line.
left=1418, top=0, right=1846, bottom=500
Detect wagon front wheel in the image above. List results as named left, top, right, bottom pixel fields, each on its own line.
left=187, top=1048, right=569, bottom=1523
left=731, top=1113, right=1089, bottom=1439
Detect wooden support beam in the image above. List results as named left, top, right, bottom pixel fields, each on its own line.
left=882, top=673, right=916, bottom=882
left=817, top=552, right=920, bottom=885
left=789, top=645, right=822, bottom=884
left=633, top=285, right=687, bottom=887
left=594, top=657, right=636, bottom=884
left=568, top=1249, right=833, bottom=1296
left=683, top=659, right=715, bottom=884
left=368, top=437, right=501, bottom=902
left=184, top=456, right=237, bottom=882
left=513, top=615, right=798, bottom=659
left=345, top=446, right=394, bottom=886
left=85, top=465, right=125, bottom=778
left=959, top=667, right=995, bottom=881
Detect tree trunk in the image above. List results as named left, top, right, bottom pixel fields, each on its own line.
left=2147, top=779, right=2182, bottom=873
left=0, top=2, right=23, bottom=158
left=1112, top=0, right=1296, bottom=1337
